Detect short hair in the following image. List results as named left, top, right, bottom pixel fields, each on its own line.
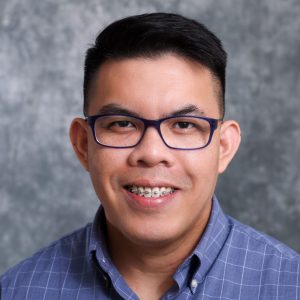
left=83, top=13, right=227, bottom=117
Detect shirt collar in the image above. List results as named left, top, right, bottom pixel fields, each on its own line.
left=88, top=206, right=114, bottom=273
left=190, top=195, right=231, bottom=284
left=89, top=208, right=137, bottom=298
left=171, top=195, right=231, bottom=294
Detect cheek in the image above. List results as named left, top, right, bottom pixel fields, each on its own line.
left=184, top=147, right=219, bottom=175
left=87, top=146, right=127, bottom=192
left=182, top=146, right=220, bottom=193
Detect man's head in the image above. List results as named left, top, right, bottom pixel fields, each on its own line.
left=70, top=13, right=240, bottom=250
left=83, top=13, right=227, bottom=118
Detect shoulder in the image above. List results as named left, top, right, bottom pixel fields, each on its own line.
left=228, top=216, right=300, bottom=259
left=0, top=224, right=92, bottom=295
left=225, top=216, right=300, bottom=274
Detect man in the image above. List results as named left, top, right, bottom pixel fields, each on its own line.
left=1, top=12, right=299, bottom=300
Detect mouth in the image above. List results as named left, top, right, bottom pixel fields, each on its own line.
left=124, top=185, right=176, bottom=198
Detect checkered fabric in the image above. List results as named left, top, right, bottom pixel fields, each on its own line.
left=1, top=196, right=300, bottom=299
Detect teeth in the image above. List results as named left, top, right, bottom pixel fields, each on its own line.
left=144, top=187, right=152, bottom=198
left=151, top=187, right=160, bottom=197
left=126, top=185, right=175, bottom=197
left=138, top=187, right=144, bottom=196
left=131, top=186, right=138, bottom=194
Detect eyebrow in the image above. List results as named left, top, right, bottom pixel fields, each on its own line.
left=95, top=103, right=205, bottom=118
left=96, top=104, right=140, bottom=117
left=168, top=105, right=205, bottom=117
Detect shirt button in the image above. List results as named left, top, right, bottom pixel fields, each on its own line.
left=191, top=279, right=198, bottom=289
left=102, top=274, right=110, bottom=288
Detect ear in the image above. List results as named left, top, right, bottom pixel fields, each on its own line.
left=69, top=118, right=89, bottom=171
left=218, top=120, right=241, bottom=174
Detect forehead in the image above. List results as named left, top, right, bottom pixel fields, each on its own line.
left=88, top=54, right=220, bottom=118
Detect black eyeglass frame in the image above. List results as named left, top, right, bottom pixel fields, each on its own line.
left=86, top=114, right=223, bottom=150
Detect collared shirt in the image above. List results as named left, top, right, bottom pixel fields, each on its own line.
left=1, top=196, right=300, bottom=299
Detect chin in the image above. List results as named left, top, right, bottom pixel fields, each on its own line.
left=122, top=220, right=185, bottom=247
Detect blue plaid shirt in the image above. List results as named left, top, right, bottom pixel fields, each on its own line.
left=1, top=196, right=300, bottom=299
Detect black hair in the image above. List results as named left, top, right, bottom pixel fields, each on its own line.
left=83, top=13, right=227, bottom=117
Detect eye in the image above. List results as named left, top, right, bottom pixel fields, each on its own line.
left=106, top=120, right=137, bottom=132
left=110, top=120, right=134, bottom=128
left=174, top=121, right=195, bottom=129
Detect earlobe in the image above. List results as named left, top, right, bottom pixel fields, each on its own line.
left=69, top=118, right=89, bottom=171
left=218, top=120, right=241, bottom=174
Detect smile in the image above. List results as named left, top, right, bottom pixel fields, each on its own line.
left=125, top=185, right=176, bottom=198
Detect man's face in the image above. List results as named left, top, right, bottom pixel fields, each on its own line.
left=86, top=54, right=224, bottom=247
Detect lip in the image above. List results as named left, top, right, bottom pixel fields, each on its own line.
left=123, top=188, right=178, bottom=211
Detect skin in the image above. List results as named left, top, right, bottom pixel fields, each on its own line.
left=70, top=54, right=241, bottom=300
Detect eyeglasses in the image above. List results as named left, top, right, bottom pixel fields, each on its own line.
left=86, top=114, right=223, bottom=150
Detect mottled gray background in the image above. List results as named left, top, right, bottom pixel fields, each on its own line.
left=1, top=0, right=300, bottom=274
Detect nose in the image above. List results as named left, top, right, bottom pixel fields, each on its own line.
left=127, top=126, right=174, bottom=168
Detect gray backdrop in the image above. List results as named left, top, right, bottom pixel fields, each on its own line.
left=1, top=0, right=300, bottom=275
